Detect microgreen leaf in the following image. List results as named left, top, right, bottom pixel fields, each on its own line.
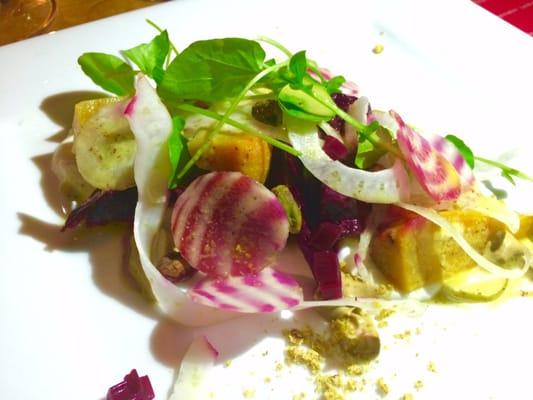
left=324, top=75, right=346, bottom=94
left=475, top=156, right=533, bottom=186
left=78, top=53, right=135, bottom=96
left=158, top=38, right=266, bottom=102
left=123, top=30, right=170, bottom=84
left=278, top=83, right=336, bottom=122
left=445, top=134, right=475, bottom=168
left=355, top=127, right=393, bottom=169
left=167, top=116, right=189, bottom=188
left=289, top=50, right=307, bottom=84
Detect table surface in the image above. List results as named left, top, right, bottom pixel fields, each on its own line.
left=0, top=0, right=166, bottom=46
left=1, top=0, right=531, bottom=47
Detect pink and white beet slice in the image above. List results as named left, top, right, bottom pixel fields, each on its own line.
left=172, top=171, right=290, bottom=278
left=189, top=267, right=303, bottom=313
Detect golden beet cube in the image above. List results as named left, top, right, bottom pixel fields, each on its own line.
left=188, top=130, right=271, bottom=183
left=370, top=210, right=501, bottom=292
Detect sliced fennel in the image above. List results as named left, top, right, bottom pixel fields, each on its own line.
left=398, top=202, right=532, bottom=279
left=287, top=118, right=407, bottom=204
left=126, top=74, right=237, bottom=326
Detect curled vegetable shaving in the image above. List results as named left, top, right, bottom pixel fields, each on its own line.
left=169, top=336, right=218, bottom=400
left=287, top=121, right=408, bottom=203
left=127, top=74, right=238, bottom=326
left=457, top=192, right=520, bottom=234
left=398, top=202, right=532, bottom=279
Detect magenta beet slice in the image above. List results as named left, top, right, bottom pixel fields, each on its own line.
left=171, top=171, right=289, bottom=278
left=189, top=267, right=303, bottom=313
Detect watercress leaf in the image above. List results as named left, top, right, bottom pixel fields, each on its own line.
left=278, top=84, right=335, bottom=122
left=289, top=50, right=307, bottom=84
left=168, top=116, right=189, bottom=188
left=158, top=38, right=266, bottom=102
left=445, top=134, right=475, bottom=168
left=264, top=58, right=277, bottom=67
left=324, top=75, right=346, bottom=94
left=123, top=30, right=170, bottom=84
left=78, top=53, right=135, bottom=96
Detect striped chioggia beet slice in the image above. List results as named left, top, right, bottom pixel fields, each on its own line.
left=171, top=171, right=290, bottom=278
left=189, top=267, right=303, bottom=313
left=426, top=133, right=475, bottom=188
left=391, top=110, right=462, bottom=202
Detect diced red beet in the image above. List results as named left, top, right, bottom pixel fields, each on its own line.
left=309, top=221, right=344, bottom=251
left=331, top=93, right=357, bottom=112
left=319, top=184, right=370, bottom=223
left=337, top=218, right=363, bottom=236
left=322, top=136, right=348, bottom=161
left=312, top=250, right=342, bottom=300
left=106, top=369, right=154, bottom=400
left=172, top=172, right=289, bottom=278
left=327, top=93, right=358, bottom=134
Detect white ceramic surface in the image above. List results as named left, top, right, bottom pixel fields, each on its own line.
left=1, top=0, right=533, bottom=399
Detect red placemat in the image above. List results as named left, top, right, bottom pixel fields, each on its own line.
left=474, top=0, right=533, bottom=35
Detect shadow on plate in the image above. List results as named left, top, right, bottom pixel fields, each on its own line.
left=40, top=90, right=108, bottom=142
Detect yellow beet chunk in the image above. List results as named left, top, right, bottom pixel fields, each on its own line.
left=187, top=130, right=271, bottom=183
left=370, top=210, right=502, bottom=293
left=73, top=97, right=136, bottom=190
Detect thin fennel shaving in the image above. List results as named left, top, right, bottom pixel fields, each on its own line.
left=398, top=202, right=532, bottom=279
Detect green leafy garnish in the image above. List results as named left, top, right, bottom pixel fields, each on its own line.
left=167, top=116, right=188, bottom=188
left=355, top=127, right=393, bottom=169
left=324, top=75, right=346, bottom=94
left=158, top=38, right=266, bottom=102
left=278, top=83, right=336, bottom=122
left=475, top=156, right=533, bottom=185
left=123, top=30, right=170, bottom=84
left=445, top=134, right=532, bottom=185
left=78, top=53, right=135, bottom=96
left=288, top=50, right=308, bottom=85
left=445, top=134, right=475, bottom=168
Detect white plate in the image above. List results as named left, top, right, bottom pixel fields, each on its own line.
left=1, top=0, right=533, bottom=399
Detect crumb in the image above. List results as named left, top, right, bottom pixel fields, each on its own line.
left=375, top=308, right=395, bottom=321
left=402, top=394, right=414, bottom=400
left=427, top=361, right=437, bottom=373
left=347, top=365, right=364, bottom=376
left=275, top=362, right=284, bottom=372
left=415, top=327, right=422, bottom=335
left=292, top=393, right=306, bottom=400
left=208, top=391, right=215, bottom=398
left=414, top=380, right=424, bottom=391
left=393, top=330, right=412, bottom=340
left=285, top=346, right=323, bottom=374
left=316, top=373, right=358, bottom=400
left=223, top=360, right=232, bottom=368
left=377, top=320, right=389, bottom=328
left=264, top=376, right=272, bottom=384
left=372, top=44, right=384, bottom=54
left=262, top=350, right=269, bottom=357
left=415, top=352, right=420, bottom=357
left=242, top=388, right=255, bottom=398
left=376, top=377, right=389, bottom=395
